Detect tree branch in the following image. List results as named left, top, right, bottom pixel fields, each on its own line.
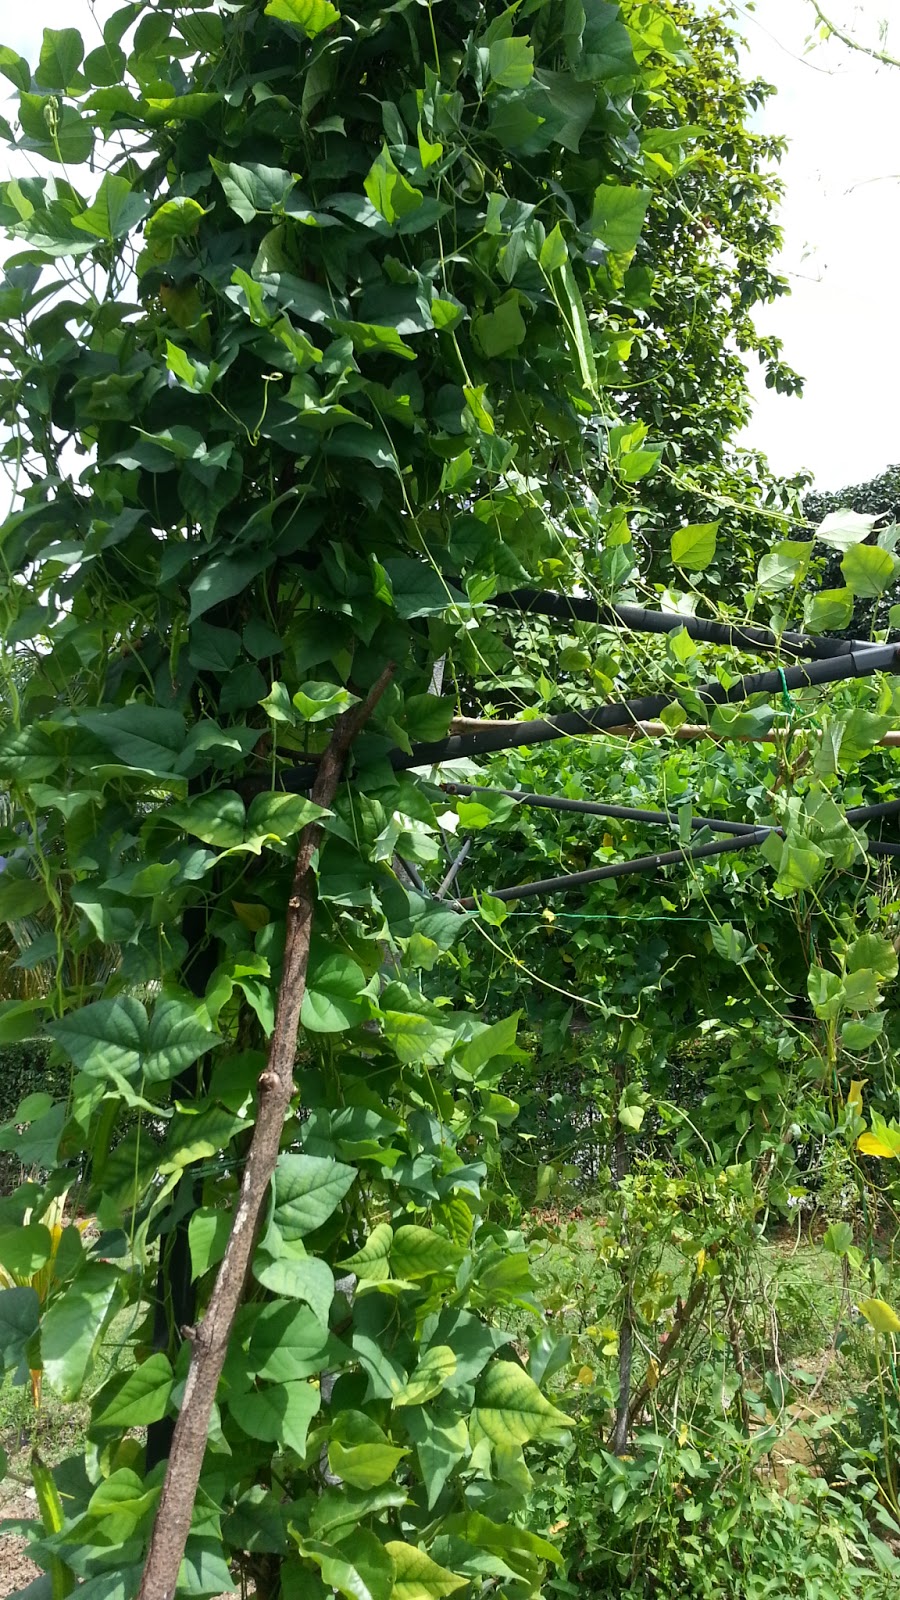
left=807, top=2, right=900, bottom=69
left=137, top=664, right=395, bottom=1600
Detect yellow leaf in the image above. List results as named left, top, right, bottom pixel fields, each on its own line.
left=848, top=1079, right=866, bottom=1115
left=575, top=1365, right=594, bottom=1385
left=602, top=833, right=614, bottom=849
left=859, top=1297, right=900, bottom=1335
left=695, top=1247, right=706, bottom=1275
left=646, top=1357, right=660, bottom=1390
left=857, top=1133, right=898, bottom=1159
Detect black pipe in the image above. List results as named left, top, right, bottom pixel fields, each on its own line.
left=496, top=589, right=877, bottom=662
left=456, top=830, right=772, bottom=906
left=441, top=782, right=761, bottom=836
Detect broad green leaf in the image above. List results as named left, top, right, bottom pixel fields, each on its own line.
left=273, top=1153, right=356, bottom=1239
left=803, top=588, right=853, bottom=633
left=328, top=1416, right=409, bottom=1488
left=340, top=1223, right=393, bottom=1283
left=0, top=1287, right=39, bottom=1374
left=292, top=681, right=359, bottom=722
left=0, top=1223, right=51, bottom=1279
left=842, top=1012, right=885, bottom=1051
left=710, top=923, right=749, bottom=964
left=859, top=1298, right=900, bottom=1335
left=145, top=197, right=207, bottom=244
left=539, top=222, right=568, bottom=273
left=488, top=37, right=534, bottom=89
left=246, top=792, right=324, bottom=842
left=709, top=703, right=775, bottom=739
left=841, top=543, right=900, bottom=598
left=79, top=706, right=186, bottom=777
left=472, top=1359, right=569, bottom=1446
left=403, top=1409, right=469, bottom=1509
left=556, top=261, right=597, bottom=395
left=391, top=1227, right=464, bottom=1281
left=815, top=508, right=876, bottom=550
left=302, top=952, right=371, bottom=1033
left=392, top=1346, right=457, bottom=1408
left=590, top=184, right=650, bottom=255
left=35, top=27, right=84, bottom=91
left=364, top=145, right=423, bottom=226
left=0, top=47, right=30, bottom=92
left=847, top=933, right=898, bottom=982
left=757, top=541, right=810, bottom=595
left=93, top=1353, right=174, bottom=1427
left=42, top=1263, right=122, bottom=1401
left=248, top=1300, right=345, bottom=1382
left=210, top=158, right=295, bottom=223
left=456, top=1013, right=520, bottom=1079
left=264, top=0, right=340, bottom=36
left=230, top=1380, right=320, bottom=1455
left=841, top=968, right=881, bottom=1013
left=254, top=1252, right=334, bottom=1326
left=385, top=1544, right=467, bottom=1600
left=0, top=875, right=48, bottom=922
left=49, top=996, right=217, bottom=1088
left=170, top=790, right=246, bottom=848
left=72, top=173, right=149, bottom=241
left=310, top=1485, right=407, bottom=1540
left=295, top=1531, right=393, bottom=1600
left=671, top=522, right=717, bottom=571
left=189, top=1209, right=231, bottom=1281
left=823, top=1222, right=854, bottom=1256
left=472, top=295, right=526, bottom=359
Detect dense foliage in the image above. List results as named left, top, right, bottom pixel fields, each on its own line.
left=0, top=4, right=899, bottom=1600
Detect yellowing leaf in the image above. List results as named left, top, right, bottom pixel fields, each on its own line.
left=859, top=1298, right=900, bottom=1335
left=857, top=1133, right=899, bottom=1159
left=847, top=1080, right=866, bottom=1116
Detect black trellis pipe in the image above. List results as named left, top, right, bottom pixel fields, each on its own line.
left=442, top=783, right=900, bottom=836
left=456, top=826, right=900, bottom=908
left=456, top=830, right=772, bottom=907
left=441, top=782, right=761, bottom=836
left=495, top=589, right=878, bottom=662
left=283, top=643, right=900, bottom=789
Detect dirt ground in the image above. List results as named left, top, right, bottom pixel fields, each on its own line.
left=0, top=1493, right=40, bottom=1600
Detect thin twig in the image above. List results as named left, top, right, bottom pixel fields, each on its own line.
left=437, top=837, right=471, bottom=899
left=807, top=1, right=900, bottom=68
left=137, top=664, right=395, bottom=1600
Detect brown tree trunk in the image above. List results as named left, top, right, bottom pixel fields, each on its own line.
left=137, top=665, right=394, bottom=1600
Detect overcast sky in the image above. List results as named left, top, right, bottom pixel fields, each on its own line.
left=1, top=0, right=897, bottom=491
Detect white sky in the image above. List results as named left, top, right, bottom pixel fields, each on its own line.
left=1, top=0, right=898, bottom=491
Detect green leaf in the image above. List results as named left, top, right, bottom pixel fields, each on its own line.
left=803, top=588, right=854, bottom=633
left=211, top=159, right=295, bottom=224
left=0, top=1287, right=39, bottom=1374
left=42, top=1263, right=122, bottom=1401
left=841, top=543, right=900, bottom=598
left=292, top=681, right=359, bottom=722
left=310, top=1485, right=407, bottom=1541
left=385, top=1544, right=467, bottom=1600
left=671, top=522, right=717, bottom=571
left=540, top=223, right=568, bottom=274
left=248, top=1301, right=344, bottom=1382
left=264, top=0, right=340, bottom=37
left=170, top=790, right=246, bottom=848
left=0, top=876, right=48, bottom=922
left=710, top=923, right=750, bottom=964
left=35, top=27, right=84, bottom=91
left=842, top=1012, right=884, bottom=1051
left=328, top=1412, right=409, bottom=1488
left=391, top=1227, right=463, bottom=1281
left=93, top=1353, right=174, bottom=1427
left=489, top=37, right=535, bottom=89
left=294, top=1531, right=393, bottom=1600
left=556, top=261, right=597, bottom=396
left=859, top=1298, right=900, bottom=1335
left=254, top=1252, right=334, bottom=1326
left=230, top=1380, right=320, bottom=1455
left=364, top=145, right=423, bottom=227
left=822, top=1222, right=853, bottom=1257
left=145, top=197, right=207, bottom=245
left=472, top=1359, right=569, bottom=1446
left=847, top=933, right=898, bottom=982
left=0, top=1223, right=51, bottom=1278
left=757, top=541, right=810, bottom=595
left=302, top=952, right=370, bottom=1033
left=392, top=1346, right=457, bottom=1408
left=815, top=509, right=876, bottom=550
left=273, top=1153, right=356, bottom=1239
left=189, top=1209, right=231, bottom=1282
left=708, top=703, right=775, bottom=739
left=49, top=996, right=217, bottom=1088
left=339, top=1223, right=393, bottom=1283
left=591, top=184, right=651, bottom=255
left=79, top=705, right=186, bottom=777
left=403, top=1410, right=469, bottom=1509
left=472, top=294, right=526, bottom=359
left=72, top=173, right=149, bottom=241
left=0, top=48, right=30, bottom=92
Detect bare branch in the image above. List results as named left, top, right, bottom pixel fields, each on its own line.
left=137, top=663, right=396, bottom=1600
left=807, top=2, right=900, bottom=68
